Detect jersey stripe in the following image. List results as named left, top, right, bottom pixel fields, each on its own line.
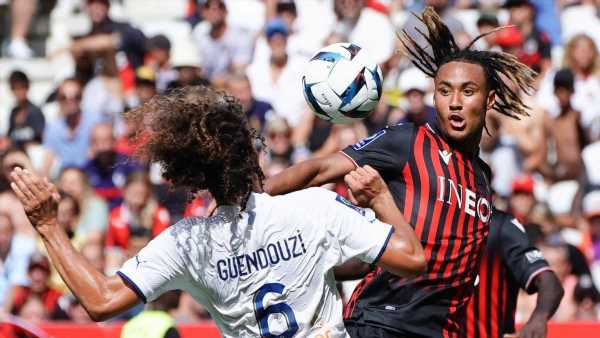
left=413, top=129, right=430, bottom=240
left=402, top=163, right=415, bottom=223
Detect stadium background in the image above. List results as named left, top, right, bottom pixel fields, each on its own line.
left=0, top=0, right=599, bottom=336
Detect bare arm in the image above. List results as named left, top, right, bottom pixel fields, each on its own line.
left=265, top=152, right=356, bottom=195
left=10, top=168, right=139, bottom=321
left=334, top=258, right=372, bottom=281
left=516, top=271, right=564, bottom=338
left=345, top=166, right=426, bottom=278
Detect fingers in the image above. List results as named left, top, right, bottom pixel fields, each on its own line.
left=10, top=181, right=29, bottom=205
left=10, top=168, right=37, bottom=201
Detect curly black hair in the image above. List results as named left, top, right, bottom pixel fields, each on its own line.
left=125, top=86, right=264, bottom=209
left=399, top=7, right=536, bottom=119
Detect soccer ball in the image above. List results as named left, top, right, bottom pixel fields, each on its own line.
left=302, top=42, right=383, bottom=124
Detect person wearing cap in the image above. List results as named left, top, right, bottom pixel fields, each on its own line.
left=396, top=67, right=436, bottom=126
left=192, top=0, right=253, bottom=84
left=133, top=66, right=158, bottom=106
left=247, top=18, right=307, bottom=127
left=508, top=175, right=537, bottom=224
left=539, top=68, right=584, bottom=181
left=504, top=0, right=551, bottom=74
left=165, top=39, right=210, bottom=92
left=146, top=35, right=178, bottom=94
left=6, top=253, right=63, bottom=319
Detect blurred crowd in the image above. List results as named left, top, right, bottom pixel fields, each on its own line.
left=0, top=0, right=600, bottom=330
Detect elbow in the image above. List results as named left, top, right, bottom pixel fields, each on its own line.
left=405, top=251, right=427, bottom=278
left=84, top=300, right=116, bottom=322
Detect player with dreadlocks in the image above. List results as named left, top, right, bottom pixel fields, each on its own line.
left=266, top=6, right=536, bottom=338
left=8, top=86, right=425, bottom=337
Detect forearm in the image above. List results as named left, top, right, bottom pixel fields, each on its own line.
left=39, top=224, right=128, bottom=320
left=265, top=153, right=353, bottom=195
left=529, top=271, right=564, bottom=320
left=371, top=193, right=425, bottom=277
left=334, top=258, right=372, bottom=281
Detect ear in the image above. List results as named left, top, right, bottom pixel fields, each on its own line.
left=486, top=90, right=495, bottom=111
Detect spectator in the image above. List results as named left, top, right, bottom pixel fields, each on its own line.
left=58, top=167, right=108, bottom=238
left=145, top=35, right=177, bottom=94
left=43, top=78, right=101, bottom=168
left=166, top=39, right=210, bottom=92
left=264, top=116, right=294, bottom=166
left=332, top=0, right=395, bottom=64
left=475, top=13, right=501, bottom=51
left=192, top=0, right=254, bottom=84
left=83, top=123, right=143, bottom=209
left=247, top=18, right=307, bottom=127
left=508, top=175, right=537, bottom=224
left=8, top=254, right=63, bottom=319
left=121, top=290, right=181, bottom=338
left=105, top=171, right=170, bottom=251
left=5, top=0, right=36, bottom=58
left=540, top=69, right=585, bottom=181
left=225, top=71, right=274, bottom=133
left=0, top=212, right=35, bottom=308
left=7, top=70, right=45, bottom=147
left=540, top=244, right=578, bottom=321
left=71, top=0, right=146, bottom=90
left=396, top=67, right=436, bottom=126
left=504, top=0, right=552, bottom=74
left=573, top=274, right=600, bottom=320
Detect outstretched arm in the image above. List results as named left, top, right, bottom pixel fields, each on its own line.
left=516, top=271, right=563, bottom=338
left=10, top=168, right=140, bottom=321
left=265, top=152, right=355, bottom=195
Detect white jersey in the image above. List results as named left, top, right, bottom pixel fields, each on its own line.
left=118, top=188, right=393, bottom=338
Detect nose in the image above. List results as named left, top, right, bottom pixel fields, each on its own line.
left=449, top=92, right=462, bottom=112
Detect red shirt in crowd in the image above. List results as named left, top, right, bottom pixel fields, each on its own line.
left=105, top=204, right=170, bottom=249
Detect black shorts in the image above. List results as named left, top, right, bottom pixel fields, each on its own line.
left=345, top=323, right=405, bottom=338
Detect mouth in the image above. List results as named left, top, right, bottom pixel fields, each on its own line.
left=448, top=114, right=466, bottom=131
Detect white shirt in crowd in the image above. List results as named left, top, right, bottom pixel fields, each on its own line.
left=118, top=188, right=393, bottom=338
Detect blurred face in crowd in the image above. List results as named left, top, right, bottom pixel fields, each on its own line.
left=57, top=197, right=79, bottom=237
left=90, top=123, right=117, bottom=169
left=0, top=214, right=14, bottom=258
left=509, top=4, right=534, bottom=27
left=150, top=48, right=170, bottom=67
left=81, top=242, right=105, bottom=273
left=477, top=23, right=499, bottom=47
left=554, top=87, right=573, bottom=110
left=570, top=36, right=597, bottom=74
left=202, top=0, right=227, bottom=27
left=267, top=125, right=292, bottom=157
left=59, top=169, right=87, bottom=201
left=177, top=67, right=200, bottom=86
left=124, top=180, right=151, bottom=213
left=29, top=266, right=50, bottom=293
left=227, top=77, right=253, bottom=112
left=406, top=89, right=426, bottom=114
left=10, top=81, right=28, bottom=104
left=136, top=83, right=157, bottom=105
left=542, top=245, right=571, bottom=281
left=268, top=34, right=288, bottom=66
left=57, top=80, right=83, bottom=118
left=509, top=191, right=535, bottom=218
left=334, top=0, right=364, bottom=21
left=2, top=150, right=31, bottom=180
left=434, top=61, right=494, bottom=148
left=86, top=0, right=110, bottom=25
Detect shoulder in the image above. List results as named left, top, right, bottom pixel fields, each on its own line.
left=351, top=122, right=415, bottom=151
left=476, top=156, right=492, bottom=181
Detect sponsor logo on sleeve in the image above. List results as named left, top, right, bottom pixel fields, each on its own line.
left=351, top=129, right=386, bottom=151
left=525, top=250, right=545, bottom=263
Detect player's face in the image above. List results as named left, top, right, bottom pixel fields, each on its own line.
left=434, top=61, right=494, bottom=148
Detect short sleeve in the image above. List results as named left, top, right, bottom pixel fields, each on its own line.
left=342, top=123, right=414, bottom=174
left=297, top=188, right=394, bottom=265
left=117, top=228, right=187, bottom=303
left=500, top=216, right=551, bottom=294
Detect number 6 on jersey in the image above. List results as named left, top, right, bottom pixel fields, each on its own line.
left=253, top=283, right=299, bottom=337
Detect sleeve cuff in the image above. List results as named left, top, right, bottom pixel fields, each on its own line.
left=117, top=271, right=148, bottom=303
left=372, top=227, right=394, bottom=264
left=339, top=150, right=359, bottom=168
left=524, top=267, right=553, bottom=294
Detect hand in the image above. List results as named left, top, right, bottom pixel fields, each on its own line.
left=513, top=316, right=548, bottom=338
left=10, top=168, right=61, bottom=233
left=344, top=165, right=391, bottom=208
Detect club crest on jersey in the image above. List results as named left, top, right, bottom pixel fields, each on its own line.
left=436, top=176, right=491, bottom=223
left=352, top=129, right=386, bottom=151
left=438, top=149, right=452, bottom=165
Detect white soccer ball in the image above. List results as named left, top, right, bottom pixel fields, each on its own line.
left=302, top=42, right=383, bottom=124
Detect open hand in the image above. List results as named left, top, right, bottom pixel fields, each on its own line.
left=10, top=167, right=61, bottom=232
left=344, top=165, right=390, bottom=208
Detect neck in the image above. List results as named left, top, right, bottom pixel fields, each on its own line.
left=520, top=21, right=533, bottom=36
left=210, top=22, right=226, bottom=39
left=65, top=112, right=81, bottom=130
left=271, top=55, right=288, bottom=68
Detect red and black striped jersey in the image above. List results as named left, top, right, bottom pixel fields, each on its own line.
left=461, top=209, right=551, bottom=338
left=341, top=122, right=493, bottom=338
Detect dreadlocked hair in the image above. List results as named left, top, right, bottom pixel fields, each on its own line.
left=125, top=86, right=264, bottom=210
left=398, top=6, right=536, bottom=119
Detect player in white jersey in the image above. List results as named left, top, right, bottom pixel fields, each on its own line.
left=10, top=86, right=425, bottom=338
